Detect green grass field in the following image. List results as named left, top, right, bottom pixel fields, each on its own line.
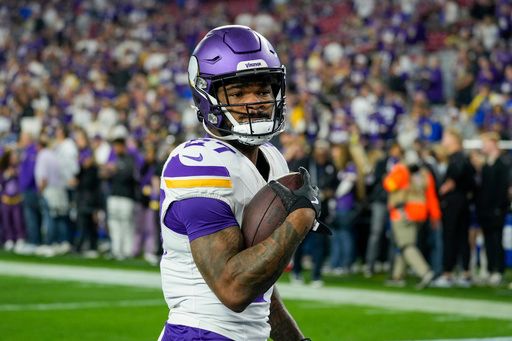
left=2, top=251, right=512, bottom=341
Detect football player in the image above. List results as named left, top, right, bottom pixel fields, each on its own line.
left=158, top=25, right=323, bottom=340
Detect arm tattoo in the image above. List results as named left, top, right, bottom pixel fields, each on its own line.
left=191, top=226, right=244, bottom=286
left=191, top=212, right=311, bottom=308
left=269, top=289, right=304, bottom=341
left=230, top=220, right=302, bottom=293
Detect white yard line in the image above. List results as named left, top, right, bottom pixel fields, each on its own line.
left=2, top=260, right=512, bottom=321
left=0, top=260, right=162, bottom=287
left=275, top=283, right=512, bottom=321
left=0, top=299, right=163, bottom=312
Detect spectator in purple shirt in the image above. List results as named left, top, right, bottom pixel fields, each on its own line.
left=491, top=42, right=512, bottom=71
left=0, top=148, right=26, bottom=252
left=329, top=145, right=358, bottom=275
left=425, top=56, right=445, bottom=105
left=475, top=56, right=499, bottom=89
left=18, top=131, right=41, bottom=253
left=133, top=143, right=159, bottom=265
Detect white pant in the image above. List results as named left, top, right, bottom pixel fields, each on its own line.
left=107, top=196, right=135, bottom=259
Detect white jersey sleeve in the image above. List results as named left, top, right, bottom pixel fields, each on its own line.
left=160, top=139, right=236, bottom=227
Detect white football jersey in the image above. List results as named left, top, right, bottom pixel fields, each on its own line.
left=159, top=137, right=289, bottom=340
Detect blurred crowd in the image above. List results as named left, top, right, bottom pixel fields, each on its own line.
left=0, top=0, right=512, bottom=285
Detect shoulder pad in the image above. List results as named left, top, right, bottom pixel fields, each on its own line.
left=162, top=138, right=236, bottom=191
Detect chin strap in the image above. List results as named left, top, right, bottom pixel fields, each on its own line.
left=202, top=119, right=273, bottom=146
left=202, top=120, right=237, bottom=141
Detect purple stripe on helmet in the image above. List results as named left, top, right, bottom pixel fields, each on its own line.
left=161, top=324, right=232, bottom=341
left=163, top=155, right=230, bottom=178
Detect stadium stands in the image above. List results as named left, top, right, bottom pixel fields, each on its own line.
left=0, top=0, right=511, bottom=288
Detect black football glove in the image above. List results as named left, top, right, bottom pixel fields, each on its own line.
left=268, top=167, right=321, bottom=218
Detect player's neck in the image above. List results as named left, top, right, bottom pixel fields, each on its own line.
left=230, top=141, right=259, bottom=165
left=237, top=144, right=270, bottom=180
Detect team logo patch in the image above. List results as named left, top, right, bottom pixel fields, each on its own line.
left=236, top=59, right=268, bottom=71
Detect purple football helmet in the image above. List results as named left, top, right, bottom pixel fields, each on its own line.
left=188, top=25, right=286, bottom=146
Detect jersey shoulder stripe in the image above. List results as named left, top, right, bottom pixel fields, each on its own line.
left=162, top=139, right=233, bottom=190
left=164, top=177, right=232, bottom=189
left=163, top=155, right=230, bottom=178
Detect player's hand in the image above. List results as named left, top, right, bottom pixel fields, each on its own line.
left=268, top=167, right=321, bottom=218
left=295, top=167, right=321, bottom=216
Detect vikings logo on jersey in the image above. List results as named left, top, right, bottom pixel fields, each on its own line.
left=159, top=137, right=289, bottom=340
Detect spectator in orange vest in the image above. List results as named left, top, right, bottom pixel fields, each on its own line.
left=383, top=150, right=441, bottom=289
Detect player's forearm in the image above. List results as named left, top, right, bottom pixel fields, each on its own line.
left=224, top=209, right=314, bottom=310
left=191, top=209, right=314, bottom=312
left=269, top=289, right=304, bottom=341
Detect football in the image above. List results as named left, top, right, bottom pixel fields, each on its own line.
left=241, top=172, right=303, bottom=248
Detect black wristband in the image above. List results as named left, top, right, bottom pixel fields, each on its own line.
left=301, top=338, right=312, bottom=341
